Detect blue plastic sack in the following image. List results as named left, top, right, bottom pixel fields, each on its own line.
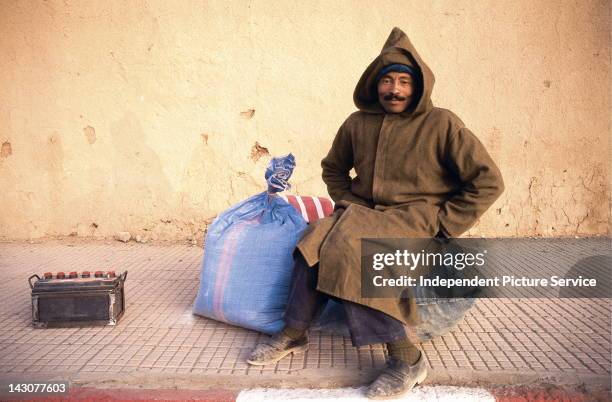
left=192, top=154, right=308, bottom=334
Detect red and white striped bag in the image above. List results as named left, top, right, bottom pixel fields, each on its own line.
left=277, top=194, right=335, bottom=223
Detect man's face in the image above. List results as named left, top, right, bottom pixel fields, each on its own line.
left=377, top=71, right=414, bottom=113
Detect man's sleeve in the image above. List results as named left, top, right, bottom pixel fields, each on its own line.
left=438, top=126, right=505, bottom=237
left=321, top=120, right=371, bottom=209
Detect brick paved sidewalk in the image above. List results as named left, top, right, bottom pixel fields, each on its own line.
left=0, top=239, right=609, bottom=394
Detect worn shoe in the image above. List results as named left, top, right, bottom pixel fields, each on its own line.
left=246, top=332, right=309, bottom=366
left=365, top=352, right=427, bottom=400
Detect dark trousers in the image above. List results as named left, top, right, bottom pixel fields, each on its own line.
left=283, top=252, right=408, bottom=347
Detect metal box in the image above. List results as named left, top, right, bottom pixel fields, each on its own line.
left=29, top=270, right=127, bottom=328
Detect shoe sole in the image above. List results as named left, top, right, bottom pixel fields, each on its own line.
left=246, top=344, right=309, bottom=366
left=366, top=367, right=428, bottom=400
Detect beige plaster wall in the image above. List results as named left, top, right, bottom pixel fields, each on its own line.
left=0, top=0, right=609, bottom=241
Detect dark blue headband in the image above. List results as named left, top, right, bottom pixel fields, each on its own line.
left=376, top=63, right=417, bottom=82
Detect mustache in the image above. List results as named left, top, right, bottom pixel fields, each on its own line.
left=383, top=93, right=408, bottom=101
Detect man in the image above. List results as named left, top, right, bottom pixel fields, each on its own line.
left=247, top=27, right=504, bottom=399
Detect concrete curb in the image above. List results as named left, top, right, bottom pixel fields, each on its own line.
left=2, top=367, right=609, bottom=393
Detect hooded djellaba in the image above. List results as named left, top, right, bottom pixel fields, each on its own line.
left=296, top=27, right=505, bottom=326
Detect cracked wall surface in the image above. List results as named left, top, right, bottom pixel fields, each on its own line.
left=0, top=1, right=609, bottom=240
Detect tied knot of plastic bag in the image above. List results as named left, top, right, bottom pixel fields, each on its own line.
left=265, top=153, right=296, bottom=193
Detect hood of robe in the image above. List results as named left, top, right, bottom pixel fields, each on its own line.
left=353, top=27, right=435, bottom=116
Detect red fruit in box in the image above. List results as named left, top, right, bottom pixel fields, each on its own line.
left=56, top=272, right=65, bottom=279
